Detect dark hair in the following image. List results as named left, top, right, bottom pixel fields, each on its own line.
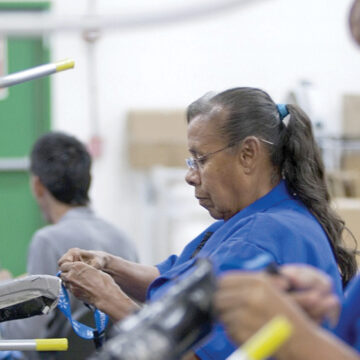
left=187, top=87, right=357, bottom=286
left=30, top=131, right=91, bottom=206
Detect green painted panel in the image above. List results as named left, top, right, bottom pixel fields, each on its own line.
left=0, top=38, right=50, bottom=157
left=0, top=35, right=50, bottom=276
left=0, top=2, right=50, bottom=10
left=0, top=172, right=43, bottom=275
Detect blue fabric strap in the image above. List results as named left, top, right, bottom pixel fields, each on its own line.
left=56, top=272, right=109, bottom=340
left=0, top=351, right=23, bottom=359
left=276, top=104, right=289, bottom=120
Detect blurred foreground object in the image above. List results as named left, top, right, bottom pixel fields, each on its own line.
left=0, top=59, right=74, bottom=88
left=94, top=258, right=292, bottom=360
left=94, top=259, right=215, bottom=360
left=0, top=274, right=60, bottom=322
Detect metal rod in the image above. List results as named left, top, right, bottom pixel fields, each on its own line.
left=0, top=157, right=29, bottom=171
left=0, top=0, right=271, bottom=36
left=0, top=338, right=68, bottom=351
left=0, top=59, right=74, bottom=88
left=86, top=0, right=101, bottom=137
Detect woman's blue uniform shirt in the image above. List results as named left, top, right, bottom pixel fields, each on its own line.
left=335, top=274, right=360, bottom=352
left=147, top=180, right=343, bottom=360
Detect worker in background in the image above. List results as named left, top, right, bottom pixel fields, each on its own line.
left=1, top=131, right=138, bottom=360
left=58, top=87, right=356, bottom=360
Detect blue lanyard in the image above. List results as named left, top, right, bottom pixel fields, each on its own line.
left=56, top=272, right=109, bottom=342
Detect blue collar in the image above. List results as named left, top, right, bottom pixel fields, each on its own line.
left=156, top=180, right=292, bottom=281
left=226, top=180, right=291, bottom=224
left=198, top=180, right=292, bottom=258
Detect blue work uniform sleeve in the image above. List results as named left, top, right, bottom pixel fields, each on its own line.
left=156, top=254, right=179, bottom=275
left=195, top=242, right=278, bottom=360
left=195, top=323, right=238, bottom=359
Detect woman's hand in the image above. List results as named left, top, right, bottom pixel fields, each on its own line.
left=280, top=265, right=340, bottom=325
left=59, top=261, right=113, bottom=304
left=59, top=261, right=138, bottom=320
left=58, top=247, right=160, bottom=303
left=215, top=272, right=296, bottom=345
left=214, top=266, right=340, bottom=346
left=58, top=248, right=109, bottom=271
left=215, top=269, right=356, bottom=360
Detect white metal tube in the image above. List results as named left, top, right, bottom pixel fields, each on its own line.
left=0, top=63, right=55, bottom=88
left=86, top=0, right=101, bottom=137
left=0, top=339, right=38, bottom=351
left=0, top=338, right=67, bottom=351
left=0, top=59, right=74, bottom=88
left=0, top=0, right=271, bottom=36
left=0, top=157, right=29, bottom=171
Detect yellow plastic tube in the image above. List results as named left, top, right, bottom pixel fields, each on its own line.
left=55, top=59, right=75, bottom=72
left=0, top=338, right=68, bottom=351
left=227, top=316, right=293, bottom=360
left=35, top=338, right=68, bottom=351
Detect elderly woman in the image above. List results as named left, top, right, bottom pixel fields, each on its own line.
left=59, top=87, right=356, bottom=360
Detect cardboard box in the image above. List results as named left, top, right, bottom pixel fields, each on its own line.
left=327, top=170, right=360, bottom=197
left=342, top=152, right=360, bottom=174
left=333, top=198, right=360, bottom=265
left=327, top=172, right=347, bottom=198
left=127, top=110, right=188, bottom=169
left=343, top=94, right=360, bottom=137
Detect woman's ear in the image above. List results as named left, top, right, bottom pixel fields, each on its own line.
left=238, top=136, right=261, bottom=174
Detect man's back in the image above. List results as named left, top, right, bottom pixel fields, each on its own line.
left=27, top=207, right=137, bottom=276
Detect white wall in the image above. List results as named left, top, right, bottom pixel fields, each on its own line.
left=50, top=0, right=360, bottom=263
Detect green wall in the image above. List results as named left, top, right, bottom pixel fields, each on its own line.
left=0, top=4, right=51, bottom=275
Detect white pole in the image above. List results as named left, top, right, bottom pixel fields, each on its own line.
left=0, top=59, right=74, bottom=88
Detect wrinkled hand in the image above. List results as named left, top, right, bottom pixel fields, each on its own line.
left=59, top=261, right=117, bottom=306
left=215, top=272, right=298, bottom=345
left=215, top=267, right=341, bottom=346
left=58, top=248, right=109, bottom=271
left=279, top=265, right=340, bottom=325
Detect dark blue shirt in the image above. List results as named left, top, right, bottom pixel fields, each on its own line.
left=335, top=273, right=360, bottom=352
left=147, top=180, right=343, bottom=359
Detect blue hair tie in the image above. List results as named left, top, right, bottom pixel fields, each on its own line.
left=276, top=104, right=289, bottom=121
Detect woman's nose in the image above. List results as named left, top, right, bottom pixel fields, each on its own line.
left=185, top=168, right=200, bottom=186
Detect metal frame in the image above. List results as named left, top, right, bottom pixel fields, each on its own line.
left=0, top=0, right=270, bottom=35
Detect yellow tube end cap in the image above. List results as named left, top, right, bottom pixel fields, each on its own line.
left=35, top=338, right=68, bottom=351
left=55, top=59, right=75, bottom=72
left=242, top=316, right=293, bottom=360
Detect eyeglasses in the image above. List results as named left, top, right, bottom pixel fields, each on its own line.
left=185, top=138, right=274, bottom=170
left=186, top=145, right=233, bottom=170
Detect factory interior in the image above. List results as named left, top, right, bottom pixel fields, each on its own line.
left=1, top=0, right=360, bottom=359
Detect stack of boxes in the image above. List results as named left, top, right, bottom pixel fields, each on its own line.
left=331, top=95, right=360, bottom=264
left=127, top=110, right=188, bottom=169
